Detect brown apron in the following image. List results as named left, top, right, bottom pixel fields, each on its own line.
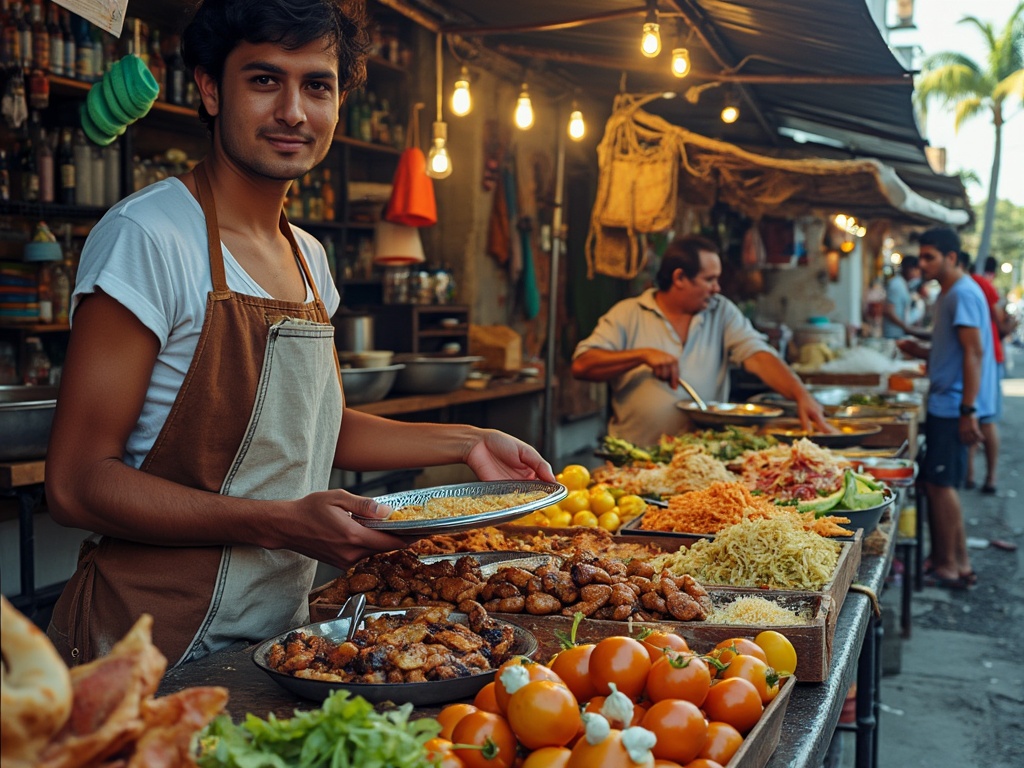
left=48, top=164, right=343, bottom=667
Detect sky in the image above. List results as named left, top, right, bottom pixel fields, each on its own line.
left=890, top=0, right=1024, bottom=206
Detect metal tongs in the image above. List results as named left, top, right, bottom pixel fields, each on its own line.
left=678, top=378, right=709, bottom=411
left=335, top=593, right=366, bottom=641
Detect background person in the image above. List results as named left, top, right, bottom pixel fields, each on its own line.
left=44, top=0, right=552, bottom=668
left=882, top=255, right=922, bottom=338
left=897, top=228, right=997, bottom=589
left=571, top=234, right=830, bottom=448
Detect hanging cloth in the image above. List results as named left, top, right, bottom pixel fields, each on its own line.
left=486, top=173, right=510, bottom=265
left=384, top=104, right=437, bottom=227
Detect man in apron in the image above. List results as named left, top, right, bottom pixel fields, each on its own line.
left=45, top=0, right=554, bottom=668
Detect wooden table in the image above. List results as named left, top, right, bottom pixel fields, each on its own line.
left=159, top=514, right=900, bottom=768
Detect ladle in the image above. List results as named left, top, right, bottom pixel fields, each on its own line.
left=335, top=592, right=366, bottom=641
left=678, top=378, right=709, bottom=411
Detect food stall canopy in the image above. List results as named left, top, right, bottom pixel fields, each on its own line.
left=382, top=0, right=970, bottom=219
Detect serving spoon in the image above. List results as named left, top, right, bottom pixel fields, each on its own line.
left=678, top=378, right=709, bottom=411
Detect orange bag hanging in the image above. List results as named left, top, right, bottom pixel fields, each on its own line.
left=384, top=104, right=437, bottom=227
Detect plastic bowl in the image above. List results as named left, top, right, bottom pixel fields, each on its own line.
left=837, top=488, right=894, bottom=535
left=339, top=364, right=404, bottom=404
left=391, top=355, right=484, bottom=394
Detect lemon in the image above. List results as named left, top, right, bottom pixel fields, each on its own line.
left=549, top=510, right=573, bottom=527
left=597, top=510, right=622, bottom=532
left=560, top=464, right=592, bottom=491
left=571, top=510, right=599, bottom=527
left=560, top=489, right=591, bottom=514
left=588, top=488, right=617, bottom=515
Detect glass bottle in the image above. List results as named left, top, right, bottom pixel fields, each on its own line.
left=58, top=127, right=74, bottom=204
left=0, top=148, right=9, bottom=202
left=1, top=0, right=18, bottom=69
left=61, top=9, right=74, bottom=79
left=165, top=35, right=187, bottom=105
left=28, top=0, right=45, bottom=71
left=16, top=1, right=30, bottom=69
left=321, top=168, right=335, bottom=221
left=24, top=336, right=51, bottom=385
left=72, top=127, right=92, bottom=205
left=147, top=28, right=165, bottom=100
left=35, top=126, right=52, bottom=202
left=19, top=131, right=38, bottom=202
left=52, top=258, right=71, bottom=323
left=46, top=0, right=60, bottom=76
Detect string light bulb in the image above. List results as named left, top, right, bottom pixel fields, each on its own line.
left=426, top=34, right=452, bottom=179
left=451, top=66, right=471, bottom=117
left=514, top=83, right=534, bottom=129
left=567, top=104, right=585, bottom=141
left=426, top=121, right=452, bottom=179
left=671, top=47, right=690, bottom=77
left=721, top=88, right=739, bottom=123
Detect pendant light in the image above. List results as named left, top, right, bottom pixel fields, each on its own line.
left=671, top=21, right=691, bottom=78
left=567, top=102, right=585, bottom=141
left=426, top=34, right=452, bottom=179
left=451, top=65, right=471, bottom=117
left=720, top=87, right=740, bottom=124
left=514, top=83, right=534, bottom=130
left=641, top=1, right=661, bottom=58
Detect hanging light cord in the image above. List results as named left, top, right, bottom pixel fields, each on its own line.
left=435, top=33, right=443, bottom=122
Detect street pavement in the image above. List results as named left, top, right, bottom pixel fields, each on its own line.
left=838, top=346, right=1024, bottom=767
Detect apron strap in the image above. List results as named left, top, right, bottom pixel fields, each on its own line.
left=193, top=162, right=230, bottom=293
left=278, top=211, right=325, bottom=306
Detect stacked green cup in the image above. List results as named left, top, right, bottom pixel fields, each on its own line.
left=81, top=55, right=161, bottom=146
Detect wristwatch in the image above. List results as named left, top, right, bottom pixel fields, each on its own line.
left=959, top=404, right=977, bottom=416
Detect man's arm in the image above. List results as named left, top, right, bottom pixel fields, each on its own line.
left=571, top=347, right=679, bottom=386
left=882, top=302, right=909, bottom=334
left=957, top=325, right=985, bottom=445
left=46, top=291, right=403, bottom=569
left=993, top=301, right=1018, bottom=337
left=741, top=351, right=831, bottom=431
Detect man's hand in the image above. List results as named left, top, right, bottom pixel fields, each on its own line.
left=896, top=338, right=929, bottom=360
left=641, top=348, right=680, bottom=386
left=958, top=415, right=984, bottom=446
left=465, top=429, right=556, bottom=482
left=795, top=391, right=834, bottom=433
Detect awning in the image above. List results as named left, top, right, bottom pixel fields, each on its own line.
left=381, top=0, right=970, bottom=220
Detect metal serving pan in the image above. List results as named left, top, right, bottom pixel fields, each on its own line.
left=677, top=401, right=784, bottom=427
left=252, top=608, right=538, bottom=705
left=362, top=480, right=567, bottom=535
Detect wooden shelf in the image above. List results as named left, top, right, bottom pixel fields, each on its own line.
left=0, top=323, right=70, bottom=333
left=332, top=133, right=402, bottom=154
left=350, top=380, right=544, bottom=417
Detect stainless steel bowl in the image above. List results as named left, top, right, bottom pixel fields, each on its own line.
left=391, top=355, right=484, bottom=394
left=0, top=385, right=59, bottom=461
left=339, top=364, right=404, bottom=405
left=677, top=401, right=784, bottom=427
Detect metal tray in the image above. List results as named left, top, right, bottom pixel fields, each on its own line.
left=766, top=419, right=883, bottom=448
left=362, top=480, right=567, bottom=534
left=421, top=551, right=564, bottom=575
left=677, top=401, right=784, bottom=427
left=252, top=609, right=538, bottom=705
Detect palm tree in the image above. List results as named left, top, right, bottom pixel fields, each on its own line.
left=915, top=3, right=1024, bottom=261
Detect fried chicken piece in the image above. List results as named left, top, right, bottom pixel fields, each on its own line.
left=569, top=562, right=612, bottom=587
left=499, top=567, right=537, bottom=589
left=348, top=573, right=379, bottom=593
left=626, top=560, right=656, bottom=579
left=437, top=576, right=480, bottom=603
left=525, top=593, right=562, bottom=615
left=541, top=571, right=578, bottom=604
left=460, top=600, right=488, bottom=633
left=432, top=626, right=484, bottom=654
left=641, top=591, right=667, bottom=615
left=679, top=574, right=713, bottom=615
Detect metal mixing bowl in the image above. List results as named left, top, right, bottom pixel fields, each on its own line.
left=391, top=355, right=484, bottom=394
left=339, top=364, right=404, bottom=405
left=0, top=385, right=59, bottom=461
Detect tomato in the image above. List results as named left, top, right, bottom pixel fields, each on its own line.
left=495, top=657, right=565, bottom=714
left=521, top=747, right=572, bottom=768
left=474, top=682, right=502, bottom=714
left=754, top=630, right=798, bottom=677
left=653, top=761, right=685, bottom=768
left=702, top=678, right=764, bottom=734
left=719, top=654, right=780, bottom=704
left=507, top=680, right=581, bottom=749
left=451, top=711, right=519, bottom=768
left=646, top=652, right=712, bottom=706
left=571, top=510, right=599, bottom=528
left=589, top=488, right=617, bottom=515
left=437, top=703, right=479, bottom=740
left=710, top=638, right=768, bottom=668
left=589, top=636, right=652, bottom=700
left=425, top=738, right=466, bottom=768
left=560, top=490, right=591, bottom=514
left=584, top=696, right=646, bottom=728
left=550, top=644, right=598, bottom=703
left=641, top=699, right=708, bottom=765
left=698, top=722, right=743, bottom=765
left=560, top=465, right=592, bottom=491
left=638, top=629, right=690, bottom=662
left=566, top=728, right=654, bottom=768
left=684, top=760, right=725, bottom=768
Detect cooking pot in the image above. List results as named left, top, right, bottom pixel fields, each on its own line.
left=335, top=314, right=375, bottom=352
left=0, top=385, right=59, bottom=461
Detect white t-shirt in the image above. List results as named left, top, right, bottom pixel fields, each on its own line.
left=72, top=178, right=341, bottom=469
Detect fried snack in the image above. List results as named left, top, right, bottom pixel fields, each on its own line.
left=409, top=526, right=661, bottom=560
left=389, top=490, right=549, bottom=521
left=592, top=446, right=736, bottom=497
left=1, top=595, right=73, bottom=767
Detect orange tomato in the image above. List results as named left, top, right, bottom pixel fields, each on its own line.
left=566, top=728, right=654, bottom=768
left=437, top=703, right=479, bottom=740
left=584, top=696, right=646, bottom=729
left=653, top=761, right=685, bottom=768
left=710, top=638, right=768, bottom=669
left=684, top=760, right=725, bottom=768
left=550, top=644, right=598, bottom=703
left=645, top=652, right=712, bottom=706
left=698, top=721, right=743, bottom=765
left=641, top=699, right=708, bottom=765
left=494, top=657, right=565, bottom=714
left=638, top=629, right=690, bottom=662
left=507, top=680, right=581, bottom=749
left=719, top=654, right=780, bottom=704
left=702, top=678, right=764, bottom=734
left=424, top=738, right=466, bottom=768
left=521, top=747, right=572, bottom=768
left=473, top=682, right=501, bottom=714
left=451, top=711, right=519, bottom=768
left=589, top=636, right=652, bottom=700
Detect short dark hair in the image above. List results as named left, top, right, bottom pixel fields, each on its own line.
left=958, top=250, right=972, bottom=272
left=900, top=255, right=919, bottom=274
left=918, top=227, right=961, bottom=259
left=656, top=235, right=720, bottom=290
left=182, top=0, right=368, bottom=132
left=983, top=256, right=998, bottom=274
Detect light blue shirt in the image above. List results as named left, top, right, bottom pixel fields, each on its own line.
left=883, top=274, right=910, bottom=338
left=573, top=290, right=776, bottom=446
left=927, top=275, right=997, bottom=419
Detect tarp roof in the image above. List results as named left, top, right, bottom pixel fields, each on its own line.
left=383, top=0, right=970, bottom=222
